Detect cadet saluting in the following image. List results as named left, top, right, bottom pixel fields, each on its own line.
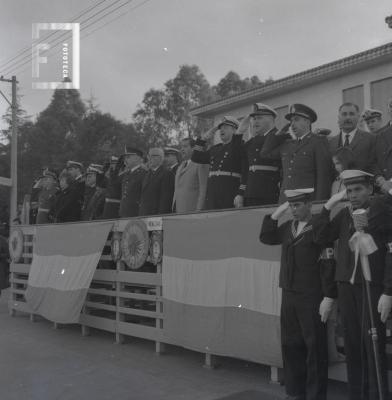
left=260, top=188, right=336, bottom=400
left=192, top=116, right=246, bottom=210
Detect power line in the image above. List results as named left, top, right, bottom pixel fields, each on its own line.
left=1, top=0, right=129, bottom=76
left=0, top=0, right=110, bottom=71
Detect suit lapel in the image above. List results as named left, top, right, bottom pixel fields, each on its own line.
left=294, top=133, right=312, bottom=153
left=349, top=130, right=362, bottom=151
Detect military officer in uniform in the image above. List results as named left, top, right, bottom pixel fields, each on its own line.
left=36, top=169, right=58, bottom=224
left=82, top=164, right=106, bottom=221
left=375, top=99, right=392, bottom=183
left=313, top=170, right=392, bottom=400
left=65, top=160, right=85, bottom=221
left=234, top=103, right=282, bottom=207
left=261, top=104, right=333, bottom=202
left=119, top=147, right=146, bottom=218
left=164, top=147, right=180, bottom=176
left=192, top=116, right=245, bottom=210
left=260, top=188, right=336, bottom=400
left=102, top=156, right=122, bottom=219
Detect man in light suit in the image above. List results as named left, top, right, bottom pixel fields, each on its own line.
left=173, top=138, right=209, bottom=213
left=329, top=103, right=376, bottom=173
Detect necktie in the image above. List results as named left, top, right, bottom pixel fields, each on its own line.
left=343, top=134, right=350, bottom=147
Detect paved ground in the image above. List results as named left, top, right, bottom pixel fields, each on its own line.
left=0, top=294, right=348, bottom=400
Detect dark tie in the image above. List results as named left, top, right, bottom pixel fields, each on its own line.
left=343, top=134, right=350, bottom=147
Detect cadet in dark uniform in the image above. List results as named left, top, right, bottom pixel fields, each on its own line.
left=313, top=170, right=392, bottom=400
left=260, top=188, right=336, bottom=400
left=164, top=147, right=180, bottom=176
left=234, top=103, right=282, bottom=207
left=192, top=116, right=245, bottom=210
left=36, top=169, right=58, bottom=224
left=102, top=156, right=122, bottom=219
left=363, top=108, right=384, bottom=135
left=119, top=147, right=146, bottom=218
left=261, top=104, right=333, bottom=203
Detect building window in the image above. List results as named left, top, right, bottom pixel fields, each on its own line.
left=274, top=105, right=289, bottom=129
left=371, top=77, right=392, bottom=123
left=342, top=85, right=364, bottom=112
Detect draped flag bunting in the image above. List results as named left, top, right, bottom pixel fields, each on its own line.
left=26, top=221, right=113, bottom=323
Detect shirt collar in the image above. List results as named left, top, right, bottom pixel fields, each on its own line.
left=342, top=128, right=357, bottom=141
left=131, top=164, right=141, bottom=172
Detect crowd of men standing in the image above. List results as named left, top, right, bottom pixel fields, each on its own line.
left=27, top=97, right=392, bottom=225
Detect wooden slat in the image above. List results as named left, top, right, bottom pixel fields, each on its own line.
left=117, top=271, right=161, bottom=286
left=117, top=291, right=161, bottom=301
left=84, top=301, right=116, bottom=312
left=79, top=314, right=116, bottom=332
left=10, top=288, right=26, bottom=295
left=117, top=321, right=163, bottom=341
left=92, top=270, right=116, bottom=281
left=99, top=255, right=113, bottom=261
left=117, top=306, right=162, bottom=319
left=87, top=288, right=116, bottom=297
left=10, top=278, right=28, bottom=285
left=19, top=226, right=36, bottom=235
left=10, top=263, right=31, bottom=273
left=22, top=253, right=33, bottom=258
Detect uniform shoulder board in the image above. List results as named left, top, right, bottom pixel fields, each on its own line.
left=320, top=247, right=334, bottom=260
left=387, top=242, right=392, bottom=253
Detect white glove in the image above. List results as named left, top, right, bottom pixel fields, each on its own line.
left=233, top=195, right=244, bottom=208
left=378, top=294, right=392, bottom=323
left=319, top=297, right=335, bottom=323
left=271, top=201, right=289, bottom=220
left=324, top=189, right=347, bottom=211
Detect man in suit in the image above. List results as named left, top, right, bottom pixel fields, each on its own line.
left=139, top=147, right=175, bottom=216
left=234, top=103, right=282, bottom=207
left=119, top=147, right=147, bottom=218
left=329, top=103, right=376, bottom=173
left=375, top=98, right=392, bottom=183
left=261, top=104, right=333, bottom=202
left=164, top=147, right=180, bottom=176
left=82, top=164, right=106, bottom=221
left=260, top=188, right=336, bottom=400
left=192, top=116, right=246, bottom=210
left=102, top=156, right=122, bottom=219
left=172, top=138, right=209, bottom=213
left=65, top=160, right=85, bottom=221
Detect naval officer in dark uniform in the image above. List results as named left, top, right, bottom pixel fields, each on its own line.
left=119, top=147, right=146, bottom=218
left=313, top=170, right=392, bottom=400
left=102, top=156, right=122, bottom=219
left=164, top=147, right=180, bottom=176
left=260, top=104, right=333, bottom=203
left=192, top=116, right=245, bottom=210
left=234, top=103, right=282, bottom=208
left=260, top=188, right=336, bottom=400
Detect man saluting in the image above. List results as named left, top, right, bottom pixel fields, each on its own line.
left=260, top=188, right=336, bottom=400
left=313, top=170, right=392, bottom=400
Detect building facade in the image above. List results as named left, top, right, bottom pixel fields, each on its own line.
left=191, top=42, right=392, bottom=134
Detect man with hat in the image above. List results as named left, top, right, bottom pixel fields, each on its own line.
left=192, top=115, right=246, bottom=210
left=234, top=103, right=283, bottom=207
left=313, top=170, right=392, bottom=400
left=329, top=103, right=376, bottom=173
left=82, top=164, right=106, bottom=220
left=139, top=147, right=174, bottom=216
left=261, top=104, right=333, bottom=202
left=363, top=108, right=383, bottom=135
left=102, top=156, right=122, bottom=219
left=260, top=188, right=336, bottom=400
left=164, top=147, right=180, bottom=176
left=36, top=169, right=59, bottom=224
left=375, top=98, right=392, bottom=183
left=64, top=160, right=85, bottom=221
left=119, top=146, right=147, bottom=218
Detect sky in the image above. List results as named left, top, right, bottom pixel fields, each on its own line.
left=0, top=0, right=392, bottom=127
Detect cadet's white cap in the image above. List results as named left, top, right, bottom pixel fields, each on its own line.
left=340, top=170, right=373, bottom=185
left=284, top=188, right=314, bottom=202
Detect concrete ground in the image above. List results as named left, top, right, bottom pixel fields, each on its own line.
left=0, top=293, right=348, bottom=400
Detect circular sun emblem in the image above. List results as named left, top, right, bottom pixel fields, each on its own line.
left=150, top=231, right=163, bottom=265
left=121, top=220, right=149, bottom=270
left=9, top=228, right=24, bottom=262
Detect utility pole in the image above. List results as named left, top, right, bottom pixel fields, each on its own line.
left=0, top=75, right=18, bottom=227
